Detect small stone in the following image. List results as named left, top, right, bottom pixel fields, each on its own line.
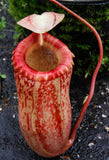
left=95, top=105, right=101, bottom=108
left=102, top=114, right=107, bottom=118
left=98, top=135, right=102, bottom=139
left=94, top=124, right=98, bottom=128
left=100, top=121, right=103, bottom=124
left=90, top=154, right=93, bottom=158
left=98, top=105, right=102, bottom=108
left=3, top=58, right=6, bottom=61
left=12, top=114, right=16, bottom=118
left=71, top=106, right=73, bottom=109
left=79, top=126, right=82, bottom=130
left=13, top=95, right=18, bottom=99
left=78, top=139, right=81, bottom=142
left=0, top=107, right=2, bottom=111
left=13, top=96, right=16, bottom=99
left=77, top=154, right=80, bottom=158
left=101, top=91, right=104, bottom=95
left=106, top=87, right=109, bottom=93
left=105, top=126, right=109, bottom=132
left=88, top=142, right=94, bottom=148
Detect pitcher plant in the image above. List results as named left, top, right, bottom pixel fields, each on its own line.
left=12, top=0, right=103, bottom=157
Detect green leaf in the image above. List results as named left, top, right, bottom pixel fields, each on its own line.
left=0, top=32, right=6, bottom=38
left=0, top=73, right=6, bottom=79
left=0, top=16, right=6, bottom=30
left=85, top=72, right=89, bottom=79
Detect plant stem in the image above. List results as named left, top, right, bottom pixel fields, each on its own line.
left=39, top=33, right=43, bottom=46
left=49, top=0, right=103, bottom=152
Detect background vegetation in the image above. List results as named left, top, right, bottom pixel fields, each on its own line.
left=3, top=0, right=109, bottom=77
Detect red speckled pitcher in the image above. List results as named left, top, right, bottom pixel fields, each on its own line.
left=12, top=32, right=75, bottom=157
left=12, top=0, right=103, bottom=158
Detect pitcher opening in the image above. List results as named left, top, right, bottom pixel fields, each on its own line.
left=12, top=33, right=74, bottom=82
left=25, top=45, right=59, bottom=72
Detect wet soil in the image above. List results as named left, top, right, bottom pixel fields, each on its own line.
left=0, top=4, right=109, bottom=160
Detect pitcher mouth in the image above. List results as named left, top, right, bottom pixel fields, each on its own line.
left=25, top=45, right=60, bottom=72
left=12, top=32, right=74, bottom=82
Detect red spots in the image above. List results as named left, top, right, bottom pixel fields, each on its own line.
left=21, top=102, right=24, bottom=110
left=16, top=66, right=72, bottom=156
left=32, top=80, right=64, bottom=153
left=26, top=113, right=30, bottom=131
left=13, top=32, right=73, bottom=157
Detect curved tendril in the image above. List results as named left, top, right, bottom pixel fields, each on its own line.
left=49, top=0, right=103, bottom=151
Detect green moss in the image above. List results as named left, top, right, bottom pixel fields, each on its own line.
left=7, top=0, right=109, bottom=77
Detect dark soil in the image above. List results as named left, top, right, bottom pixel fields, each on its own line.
left=0, top=3, right=109, bottom=160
